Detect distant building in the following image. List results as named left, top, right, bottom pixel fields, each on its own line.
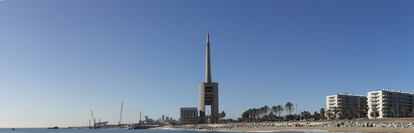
left=326, top=93, right=367, bottom=119
left=180, top=107, right=198, bottom=124
left=368, top=89, right=414, bottom=119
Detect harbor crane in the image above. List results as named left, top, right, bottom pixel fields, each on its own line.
left=118, top=102, right=124, bottom=125
left=90, top=110, right=96, bottom=128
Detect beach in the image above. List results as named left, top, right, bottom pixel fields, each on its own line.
left=166, top=126, right=414, bottom=133
left=230, top=127, right=414, bottom=133
left=167, top=119, right=414, bottom=133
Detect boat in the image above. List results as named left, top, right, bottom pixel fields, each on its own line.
left=128, top=124, right=160, bottom=130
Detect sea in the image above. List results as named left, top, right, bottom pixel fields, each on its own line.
left=0, top=128, right=361, bottom=133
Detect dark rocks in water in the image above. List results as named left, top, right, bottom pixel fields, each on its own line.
left=48, top=126, right=59, bottom=129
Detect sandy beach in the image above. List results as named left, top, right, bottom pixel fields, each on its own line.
left=229, top=127, right=414, bottom=133
left=168, top=119, right=414, bottom=133
left=162, top=126, right=414, bottom=133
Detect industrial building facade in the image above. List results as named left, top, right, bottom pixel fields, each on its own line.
left=180, top=34, right=220, bottom=124
left=180, top=107, right=198, bottom=124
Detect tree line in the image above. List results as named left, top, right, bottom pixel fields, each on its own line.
left=236, top=102, right=414, bottom=123
left=239, top=102, right=327, bottom=122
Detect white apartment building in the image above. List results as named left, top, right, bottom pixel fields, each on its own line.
left=326, top=93, right=368, bottom=119
left=368, top=89, right=414, bottom=119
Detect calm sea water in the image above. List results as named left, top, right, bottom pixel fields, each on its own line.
left=0, top=128, right=355, bottom=133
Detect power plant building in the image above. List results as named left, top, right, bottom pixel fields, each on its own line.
left=179, top=33, right=220, bottom=124
left=180, top=107, right=198, bottom=124
left=199, top=33, right=219, bottom=123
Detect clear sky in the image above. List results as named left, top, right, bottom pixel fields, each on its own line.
left=0, top=0, right=413, bottom=128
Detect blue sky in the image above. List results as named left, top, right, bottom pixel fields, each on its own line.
left=0, top=0, right=413, bottom=127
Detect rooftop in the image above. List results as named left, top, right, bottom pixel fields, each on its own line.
left=327, top=92, right=366, bottom=97
left=369, top=88, right=414, bottom=95
left=180, top=107, right=198, bottom=110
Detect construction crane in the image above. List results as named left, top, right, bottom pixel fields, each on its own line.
left=90, top=110, right=96, bottom=128
left=118, top=102, right=124, bottom=125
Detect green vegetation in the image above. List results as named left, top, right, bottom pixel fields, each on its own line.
left=240, top=102, right=327, bottom=122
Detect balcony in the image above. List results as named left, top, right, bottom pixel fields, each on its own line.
left=371, top=92, right=379, bottom=95
left=371, top=96, right=379, bottom=99
left=371, top=103, right=379, bottom=106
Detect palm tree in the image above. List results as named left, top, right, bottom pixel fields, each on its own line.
left=241, top=109, right=250, bottom=121
left=313, top=111, right=320, bottom=120
left=263, top=106, right=269, bottom=120
left=271, top=106, right=277, bottom=120
left=253, top=108, right=260, bottom=121
left=219, top=111, right=226, bottom=120
left=319, top=108, right=326, bottom=119
left=243, top=108, right=255, bottom=122
left=338, top=107, right=351, bottom=119
left=356, top=106, right=368, bottom=118
left=356, top=107, right=362, bottom=118
left=326, top=109, right=334, bottom=120
left=257, top=107, right=264, bottom=120
left=401, top=106, right=407, bottom=118
left=260, top=106, right=269, bottom=119
left=285, top=102, right=294, bottom=116
left=364, top=106, right=369, bottom=118
left=411, top=110, right=414, bottom=118
left=390, top=106, right=396, bottom=118
left=370, top=106, right=379, bottom=119
left=276, top=105, right=284, bottom=118
left=250, top=108, right=257, bottom=121
left=271, top=106, right=277, bottom=115
left=332, top=107, right=339, bottom=119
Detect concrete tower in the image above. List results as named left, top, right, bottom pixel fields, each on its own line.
left=199, top=33, right=219, bottom=123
